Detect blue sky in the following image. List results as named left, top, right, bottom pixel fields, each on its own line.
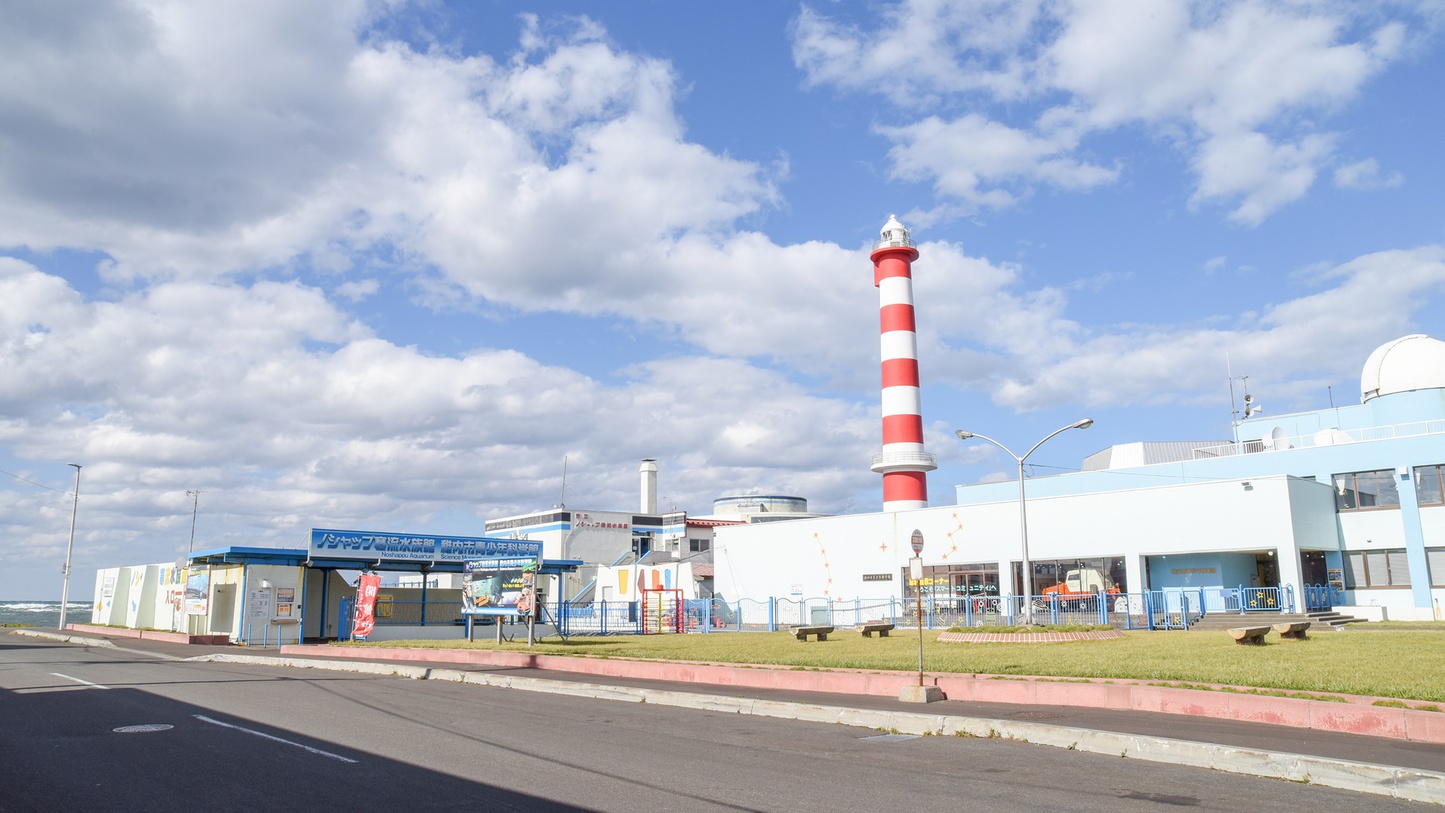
left=3, top=1, right=1445, bottom=599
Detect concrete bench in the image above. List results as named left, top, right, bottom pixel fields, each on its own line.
left=793, top=625, right=834, bottom=642
left=1272, top=621, right=1311, bottom=640
left=858, top=622, right=895, bottom=638
left=1227, top=626, right=1271, bottom=645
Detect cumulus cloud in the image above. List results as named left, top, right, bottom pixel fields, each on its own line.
left=793, top=0, right=1418, bottom=223
left=944, top=246, right=1445, bottom=411
left=0, top=261, right=886, bottom=580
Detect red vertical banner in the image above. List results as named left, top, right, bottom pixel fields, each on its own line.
left=353, top=574, right=381, bottom=639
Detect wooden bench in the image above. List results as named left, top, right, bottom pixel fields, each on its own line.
left=1272, top=621, right=1311, bottom=640
left=793, top=625, right=834, bottom=642
left=858, top=622, right=895, bottom=638
left=1227, top=626, right=1270, bottom=645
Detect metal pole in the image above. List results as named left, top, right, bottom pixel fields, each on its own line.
left=955, top=420, right=1093, bottom=628
left=916, top=582, right=924, bottom=686
left=59, top=464, right=82, bottom=631
left=187, top=490, right=200, bottom=555
left=1017, top=455, right=1031, bottom=625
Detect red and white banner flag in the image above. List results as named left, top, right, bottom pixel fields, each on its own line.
left=353, top=574, right=381, bottom=639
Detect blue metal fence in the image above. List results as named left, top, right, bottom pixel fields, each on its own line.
left=1302, top=583, right=1344, bottom=612
left=336, top=584, right=1313, bottom=640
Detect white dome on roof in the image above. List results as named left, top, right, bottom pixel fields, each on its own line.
left=1360, top=334, right=1445, bottom=402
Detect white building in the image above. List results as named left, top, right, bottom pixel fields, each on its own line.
left=716, top=334, right=1445, bottom=622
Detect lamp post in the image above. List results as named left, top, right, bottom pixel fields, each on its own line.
left=955, top=419, right=1094, bottom=625
left=58, top=463, right=82, bottom=631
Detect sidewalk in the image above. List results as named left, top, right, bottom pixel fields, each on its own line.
left=13, top=627, right=1445, bottom=804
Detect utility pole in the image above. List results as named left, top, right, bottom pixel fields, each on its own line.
left=187, top=490, right=201, bottom=555
left=59, top=464, right=82, bottom=631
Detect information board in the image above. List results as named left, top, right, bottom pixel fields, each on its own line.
left=462, top=556, right=539, bottom=618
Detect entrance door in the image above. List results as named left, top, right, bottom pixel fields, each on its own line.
left=1254, top=553, right=1279, bottom=588
left=210, top=583, right=235, bottom=636
left=1299, top=551, right=1328, bottom=584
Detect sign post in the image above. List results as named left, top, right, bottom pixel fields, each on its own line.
left=910, top=530, right=925, bottom=686
left=899, top=530, right=944, bottom=703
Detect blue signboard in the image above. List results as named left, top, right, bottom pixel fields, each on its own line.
left=310, top=529, right=542, bottom=564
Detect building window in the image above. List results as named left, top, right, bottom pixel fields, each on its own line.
left=1343, top=549, right=1412, bottom=588
left=688, top=538, right=710, bottom=552
left=1428, top=549, right=1445, bottom=588
left=1333, top=470, right=1400, bottom=511
left=1417, top=465, right=1445, bottom=507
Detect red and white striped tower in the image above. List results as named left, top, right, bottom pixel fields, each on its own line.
left=870, top=215, right=936, bottom=511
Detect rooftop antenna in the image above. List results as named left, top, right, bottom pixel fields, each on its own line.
left=559, top=455, right=567, bottom=509
left=1226, top=355, right=1261, bottom=448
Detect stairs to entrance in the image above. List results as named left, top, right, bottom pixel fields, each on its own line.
left=1307, top=609, right=1368, bottom=629
left=1184, top=610, right=1365, bottom=631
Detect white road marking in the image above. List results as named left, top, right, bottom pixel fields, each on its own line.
left=192, top=715, right=359, bottom=763
left=50, top=672, right=110, bottom=689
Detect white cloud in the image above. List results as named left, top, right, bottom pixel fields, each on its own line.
left=880, top=114, right=1118, bottom=210
left=955, top=246, right=1445, bottom=411
left=0, top=263, right=886, bottom=584
left=1334, top=157, right=1405, bottom=190
left=793, top=0, right=1418, bottom=223
left=335, top=278, right=380, bottom=301
left=1190, top=131, right=1335, bottom=225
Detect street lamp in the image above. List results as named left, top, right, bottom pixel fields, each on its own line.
left=955, top=418, right=1094, bottom=625
left=59, top=463, right=82, bottom=631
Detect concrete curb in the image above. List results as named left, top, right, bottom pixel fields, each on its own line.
left=195, top=653, right=1445, bottom=804
left=278, top=643, right=1445, bottom=744
left=11, top=629, right=116, bottom=648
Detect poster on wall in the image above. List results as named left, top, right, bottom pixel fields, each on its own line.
left=247, top=588, right=271, bottom=623
left=185, top=569, right=210, bottom=616
left=353, top=574, right=381, bottom=639
left=462, top=554, right=539, bottom=618
left=273, top=587, right=295, bottom=620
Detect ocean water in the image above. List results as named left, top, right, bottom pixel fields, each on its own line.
left=0, top=601, right=91, bottom=629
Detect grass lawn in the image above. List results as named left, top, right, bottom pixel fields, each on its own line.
left=346, top=626, right=1445, bottom=704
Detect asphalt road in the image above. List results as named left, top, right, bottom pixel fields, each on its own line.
left=0, top=636, right=1432, bottom=812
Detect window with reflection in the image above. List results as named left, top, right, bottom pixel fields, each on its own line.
left=1333, top=470, right=1399, bottom=511
left=1416, top=465, right=1444, bottom=507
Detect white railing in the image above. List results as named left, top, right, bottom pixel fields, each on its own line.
left=1193, top=418, right=1445, bottom=460
left=872, top=235, right=916, bottom=251
left=870, top=450, right=938, bottom=472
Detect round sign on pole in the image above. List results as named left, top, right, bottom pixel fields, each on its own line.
left=910, top=529, right=924, bottom=555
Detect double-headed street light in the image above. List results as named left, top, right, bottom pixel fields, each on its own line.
left=59, top=463, right=82, bottom=631
left=955, top=418, right=1094, bottom=625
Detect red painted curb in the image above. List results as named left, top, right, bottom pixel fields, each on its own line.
left=277, top=643, right=1445, bottom=745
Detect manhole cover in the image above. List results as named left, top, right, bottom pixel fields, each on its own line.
left=113, top=724, right=173, bottom=733
left=1011, top=711, right=1060, bottom=720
